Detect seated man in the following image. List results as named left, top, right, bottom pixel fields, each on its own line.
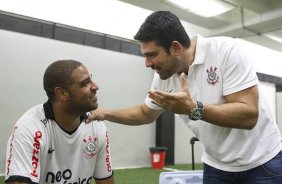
left=5, top=60, right=114, bottom=184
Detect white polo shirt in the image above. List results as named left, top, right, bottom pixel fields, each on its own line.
left=5, top=101, right=113, bottom=183
left=145, top=35, right=282, bottom=172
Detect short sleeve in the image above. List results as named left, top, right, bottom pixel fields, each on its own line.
left=5, top=118, right=46, bottom=183
left=221, top=39, right=258, bottom=96
left=93, top=122, right=113, bottom=180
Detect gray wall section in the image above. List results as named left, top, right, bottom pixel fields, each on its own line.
left=0, top=29, right=155, bottom=174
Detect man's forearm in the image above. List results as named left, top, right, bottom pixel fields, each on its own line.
left=202, top=102, right=258, bottom=129
left=103, top=104, right=162, bottom=125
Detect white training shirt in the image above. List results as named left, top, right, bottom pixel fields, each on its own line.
left=5, top=101, right=113, bottom=184
left=145, top=35, right=282, bottom=172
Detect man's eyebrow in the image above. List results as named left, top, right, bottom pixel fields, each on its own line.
left=79, top=74, right=92, bottom=85
left=143, top=51, right=157, bottom=57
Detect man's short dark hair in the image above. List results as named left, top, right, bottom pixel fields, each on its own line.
left=43, top=59, right=82, bottom=100
left=134, top=11, right=191, bottom=53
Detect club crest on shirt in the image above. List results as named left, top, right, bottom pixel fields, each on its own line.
left=206, top=66, right=219, bottom=85
left=82, top=135, right=98, bottom=158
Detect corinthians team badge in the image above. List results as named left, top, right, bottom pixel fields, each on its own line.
left=206, top=66, right=219, bottom=85
left=83, top=135, right=98, bottom=158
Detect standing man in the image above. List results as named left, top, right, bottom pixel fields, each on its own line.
left=5, top=60, right=114, bottom=184
left=88, top=11, right=282, bottom=183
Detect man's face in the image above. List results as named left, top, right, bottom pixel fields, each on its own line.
left=65, top=65, right=99, bottom=113
left=141, top=41, right=182, bottom=80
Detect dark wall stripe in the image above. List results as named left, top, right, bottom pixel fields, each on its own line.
left=257, top=72, right=282, bottom=86
left=276, top=85, right=282, bottom=92
left=105, top=36, right=122, bottom=52
left=54, top=26, right=85, bottom=44
left=84, top=32, right=105, bottom=48
left=156, top=111, right=175, bottom=165
left=0, top=11, right=141, bottom=56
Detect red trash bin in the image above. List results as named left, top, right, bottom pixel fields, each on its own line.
left=149, top=147, right=168, bottom=169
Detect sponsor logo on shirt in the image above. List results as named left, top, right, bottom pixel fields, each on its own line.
left=83, top=135, right=98, bottom=158
left=45, top=169, right=92, bottom=184
left=6, top=126, right=18, bottom=175
left=31, top=131, right=42, bottom=178
left=105, top=131, right=112, bottom=172
left=206, top=66, right=219, bottom=85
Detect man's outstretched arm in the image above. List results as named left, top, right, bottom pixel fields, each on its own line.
left=87, top=103, right=163, bottom=125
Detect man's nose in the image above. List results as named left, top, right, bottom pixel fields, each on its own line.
left=90, top=82, right=99, bottom=91
left=145, top=58, right=153, bottom=68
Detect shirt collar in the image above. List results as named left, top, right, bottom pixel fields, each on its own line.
left=43, top=100, right=88, bottom=122
left=191, top=34, right=207, bottom=65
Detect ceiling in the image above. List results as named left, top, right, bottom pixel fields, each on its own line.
left=118, top=0, right=282, bottom=52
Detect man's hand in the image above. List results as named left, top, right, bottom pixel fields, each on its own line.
left=86, top=109, right=105, bottom=123
left=148, top=72, right=196, bottom=115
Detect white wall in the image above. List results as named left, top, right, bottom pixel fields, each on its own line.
left=0, top=29, right=155, bottom=174
left=240, top=39, right=282, bottom=78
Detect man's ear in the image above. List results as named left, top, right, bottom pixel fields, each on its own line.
left=54, top=87, right=68, bottom=101
left=170, top=41, right=182, bottom=56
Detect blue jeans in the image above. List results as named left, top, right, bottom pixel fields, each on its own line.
left=203, top=151, right=282, bottom=184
